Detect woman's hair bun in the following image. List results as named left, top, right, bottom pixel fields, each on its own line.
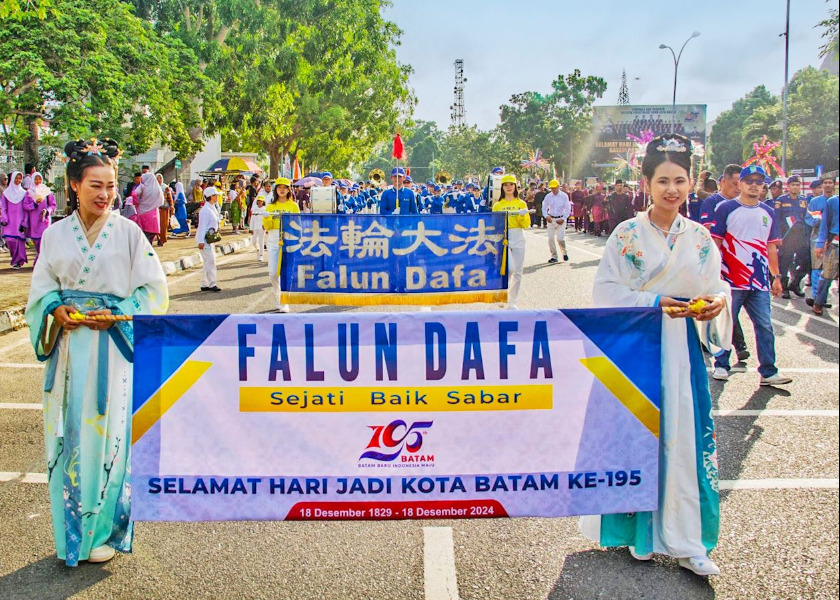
left=64, top=138, right=121, bottom=162
left=641, top=133, right=693, bottom=180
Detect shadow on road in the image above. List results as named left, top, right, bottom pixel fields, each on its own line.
left=0, top=556, right=110, bottom=600
left=711, top=384, right=792, bottom=490
left=549, top=548, right=715, bottom=599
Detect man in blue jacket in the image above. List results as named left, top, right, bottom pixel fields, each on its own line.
left=379, top=167, right=418, bottom=215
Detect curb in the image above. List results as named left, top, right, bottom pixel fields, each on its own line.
left=0, top=237, right=254, bottom=336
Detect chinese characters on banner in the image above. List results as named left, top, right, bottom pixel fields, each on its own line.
left=279, top=214, right=508, bottom=305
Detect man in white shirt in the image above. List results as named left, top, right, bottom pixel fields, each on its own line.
left=542, top=179, right=571, bottom=263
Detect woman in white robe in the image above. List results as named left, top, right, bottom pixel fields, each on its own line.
left=25, top=139, right=168, bottom=566
left=581, top=134, right=732, bottom=576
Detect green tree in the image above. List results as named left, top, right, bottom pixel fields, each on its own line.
left=707, top=85, right=777, bottom=173
left=438, top=125, right=506, bottom=181
left=787, top=66, right=839, bottom=171
left=132, top=0, right=264, bottom=175
left=223, top=0, right=412, bottom=177
left=0, top=0, right=50, bottom=19
left=0, top=0, right=208, bottom=163
left=499, top=69, right=607, bottom=179
left=817, top=4, right=839, bottom=60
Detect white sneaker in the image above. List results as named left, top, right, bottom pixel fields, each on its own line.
left=278, top=304, right=290, bottom=313
left=678, top=555, right=720, bottom=576
left=629, top=547, right=653, bottom=561
left=712, top=367, right=729, bottom=381
left=760, top=373, right=792, bottom=386
left=87, top=544, right=116, bottom=563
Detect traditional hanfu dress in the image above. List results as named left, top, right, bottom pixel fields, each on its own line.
left=1, top=171, right=28, bottom=267
left=23, top=172, right=57, bottom=262
left=25, top=210, right=168, bottom=566
left=581, top=208, right=732, bottom=560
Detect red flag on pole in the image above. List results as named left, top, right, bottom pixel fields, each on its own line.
left=392, top=134, right=406, bottom=161
left=292, top=157, right=301, bottom=180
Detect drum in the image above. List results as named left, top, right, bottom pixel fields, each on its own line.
left=309, top=186, right=336, bottom=214
left=488, top=175, right=504, bottom=205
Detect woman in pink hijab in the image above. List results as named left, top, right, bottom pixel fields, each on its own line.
left=1, top=171, right=28, bottom=268
left=23, top=172, right=56, bottom=264
left=133, top=172, right=162, bottom=243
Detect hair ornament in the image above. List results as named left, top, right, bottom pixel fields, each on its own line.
left=64, top=138, right=121, bottom=161
left=656, top=137, right=688, bottom=153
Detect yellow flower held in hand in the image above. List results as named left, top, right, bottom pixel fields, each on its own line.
left=688, top=299, right=707, bottom=313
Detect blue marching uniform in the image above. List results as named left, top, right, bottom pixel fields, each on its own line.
left=379, top=186, right=418, bottom=215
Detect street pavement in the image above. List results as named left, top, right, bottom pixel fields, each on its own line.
left=0, top=227, right=837, bottom=600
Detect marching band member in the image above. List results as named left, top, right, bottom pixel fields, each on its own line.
left=468, top=183, right=484, bottom=213
left=460, top=183, right=478, bottom=213
left=492, top=174, right=530, bottom=309
left=336, top=181, right=348, bottom=213
left=379, top=167, right=418, bottom=215
left=264, top=177, right=300, bottom=312
left=428, top=185, right=445, bottom=214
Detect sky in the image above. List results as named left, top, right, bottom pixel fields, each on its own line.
left=383, top=0, right=834, bottom=131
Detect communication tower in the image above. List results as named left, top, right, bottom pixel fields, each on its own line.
left=450, top=59, right=466, bottom=127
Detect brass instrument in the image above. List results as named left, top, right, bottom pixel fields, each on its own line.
left=369, top=168, right=386, bottom=184
left=435, top=171, right=451, bottom=185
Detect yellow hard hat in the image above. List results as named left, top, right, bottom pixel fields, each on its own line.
left=549, top=179, right=560, bottom=187
left=275, top=177, right=291, bottom=186
left=500, top=174, right=517, bottom=184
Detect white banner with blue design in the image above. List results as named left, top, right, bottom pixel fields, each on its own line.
left=131, top=309, right=661, bottom=521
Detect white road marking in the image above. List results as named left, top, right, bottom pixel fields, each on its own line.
left=720, top=478, right=839, bottom=490
left=423, top=526, right=460, bottom=600
left=705, top=367, right=837, bottom=374
left=0, top=403, right=41, bottom=410
left=0, top=472, right=47, bottom=483
left=714, top=409, right=838, bottom=417
left=0, top=336, right=32, bottom=357
left=0, top=362, right=43, bottom=369
left=772, top=301, right=839, bottom=327
left=562, top=241, right=605, bottom=259
left=772, top=318, right=839, bottom=348
left=167, top=254, right=241, bottom=286
left=242, top=289, right=272, bottom=315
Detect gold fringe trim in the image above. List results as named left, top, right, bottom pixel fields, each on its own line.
left=280, top=290, right=509, bottom=306
left=500, top=215, right=509, bottom=276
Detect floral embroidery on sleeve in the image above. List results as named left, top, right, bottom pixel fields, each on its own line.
left=615, top=222, right=645, bottom=273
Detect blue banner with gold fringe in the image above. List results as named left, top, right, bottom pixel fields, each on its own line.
left=279, top=214, right=508, bottom=305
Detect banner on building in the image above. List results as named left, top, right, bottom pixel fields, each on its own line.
left=279, top=213, right=508, bottom=306
left=591, top=104, right=707, bottom=166
left=131, top=309, right=662, bottom=522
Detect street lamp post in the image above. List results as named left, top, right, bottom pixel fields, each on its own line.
left=659, top=31, right=701, bottom=134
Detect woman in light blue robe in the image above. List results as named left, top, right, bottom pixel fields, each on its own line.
left=26, top=139, right=168, bottom=566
